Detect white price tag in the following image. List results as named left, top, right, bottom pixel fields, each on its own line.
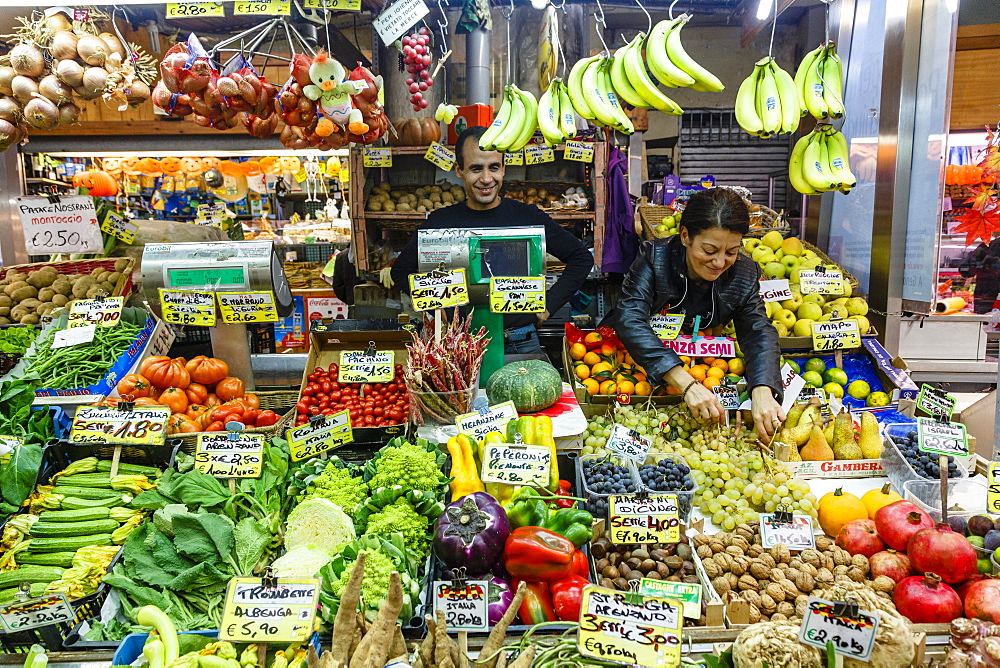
left=780, top=363, right=807, bottom=413
left=758, top=514, right=816, bottom=550
left=432, top=581, right=488, bottom=632
left=798, top=596, right=880, bottom=662
left=455, top=401, right=518, bottom=441
left=0, top=595, right=75, bottom=632
left=916, top=417, right=968, bottom=457
left=759, top=279, right=793, bottom=303
left=606, top=423, right=652, bottom=462
left=374, top=0, right=430, bottom=46
left=799, top=269, right=845, bottom=295
left=18, top=195, right=104, bottom=254
left=51, top=324, right=96, bottom=349
left=712, top=384, right=741, bottom=410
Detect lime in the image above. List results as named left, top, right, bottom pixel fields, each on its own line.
left=866, top=391, right=890, bottom=407
left=970, top=535, right=986, bottom=548
left=823, top=382, right=845, bottom=399
left=804, top=357, right=826, bottom=374
left=847, top=380, right=871, bottom=400
left=786, top=359, right=801, bottom=374
left=802, top=370, right=824, bottom=388
left=823, top=368, right=849, bottom=386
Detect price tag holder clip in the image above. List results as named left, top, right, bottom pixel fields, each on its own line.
left=450, top=566, right=467, bottom=590
left=831, top=598, right=860, bottom=620
left=772, top=504, right=794, bottom=525
left=625, top=578, right=644, bottom=606
left=261, top=567, right=278, bottom=590
left=472, top=397, right=490, bottom=416
left=225, top=421, right=245, bottom=442
left=117, top=400, right=136, bottom=412
left=309, top=413, right=328, bottom=427
left=364, top=340, right=378, bottom=357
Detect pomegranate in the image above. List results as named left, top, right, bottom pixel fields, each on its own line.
left=894, top=573, right=963, bottom=623
left=964, top=577, right=1000, bottom=622
left=869, top=549, right=915, bottom=584
left=873, top=500, right=934, bottom=551
left=956, top=574, right=988, bottom=602
left=909, top=523, right=979, bottom=584
left=835, top=519, right=886, bottom=558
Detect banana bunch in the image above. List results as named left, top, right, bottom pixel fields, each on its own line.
left=434, top=103, right=459, bottom=124
left=536, top=78, right=578, bottom=145
left=645, top=15, right=725, bottom=93
left=566, top=56, right=634, bottom=133
left=789, top=124, right=857, bottom=195
left=610, top=34, right=682, bottom=115
left=478, top=85, right=539, bottom=152
left=795, top=42, right=845, bottom=120
left=735, top=57, right=799, bottom=137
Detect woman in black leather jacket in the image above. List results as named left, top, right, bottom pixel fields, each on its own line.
left=607, top=188, right=785, bottom=439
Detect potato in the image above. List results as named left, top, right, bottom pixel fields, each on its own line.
left=114, top=258, right=129, bottom=273
left=19, top=314, right=38, bottom=325
left=0, top=295, right=11, bottom=308
left=91, top=267, right=104, bottom=278
left=442, top=192, right=454, bottom=204
left=367, top=200, right=383, bottom=212
left=0, top=317, right=9, bottom=325
left=52, top=278, right=72, bottom=295
left=382, top=201, right=396, bottom=212
left=71, top=277, right=96, bottom=299
left=10, top=306, right=27, bottom=322
left=97, top=281, right=114, bottom=294
left=51, top=294, right=68, bottom=307
left=10, top=286, right=38, bottom=303
left=396, top=202, right=412, bottom=212
left=4, top=281, right=27, bottom=296
left=5, top=271, right=26, bottom=283
left=86, top=284, right=106, bottom=299
left=430, top=185, right=442, bottom=193
left=107, top=272, right=122, bottom=286
left=37, top=302, right=55, bottom=316
left=0, top=307, right=8, bottom=317
left=96, top=271, right=112, bottom=283
left=37, top=288, right=55, bottom=302
left=26, top=268, right=57, bottom=288
left=429, top=193, right=441, bottom=203
left=19, top=298, right=40, bottom=311
left=419, top=198, right=433, bottom=209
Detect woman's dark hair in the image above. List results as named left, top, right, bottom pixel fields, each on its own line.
left=679, top=187, right=751, bottom=237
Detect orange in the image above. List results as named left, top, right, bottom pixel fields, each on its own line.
left=624, top=353, right=635, bottom=365
left=727, top=358, right=745, bottom=376
left=679, top=356, right=692, bottom=365
left=633, top=373, right=647, bottom=384
left=703, top=377, right=722, bottom=389
left=666, top=385, right=683, bottom=395
left=569, top=343, right=587, bottom=360
left=707, top=367, right=725, bottom=380
left=582, top=378, right=599, bottom=396
left=702, top=357, right=716, bottom=366
left=616, top=351, right=625, bottom=363
left=711, top=359, right=729, bottom=371
left=634, top=381, right=652, bottom=395
left=591, top=362, right=613, bottom=376
left=600, top=343, right=617, bottom=357
left=584, top=332, right=603, bottom=345
left=575, top=364, right=591, bottom=380
left=617, top=380, right=636, bottom=395
left=583, top=352, right=601, bottom=366
left=689, top=365, right=708, bottom=381
left=599, top=380, right=617, bottom=395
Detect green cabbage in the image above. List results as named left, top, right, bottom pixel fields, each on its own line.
left=283, top=498, right=355, bottom=555
left=270, top=545, right=335, bottom=577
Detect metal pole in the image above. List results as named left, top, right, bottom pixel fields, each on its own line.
left=465, top=26, right=491, bottom=106
left=0, top=150, right=26, bottom=266
left=767, top=175, right=775, bottom=210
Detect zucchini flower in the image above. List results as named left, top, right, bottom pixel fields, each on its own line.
left=2, top=515, right=38, bottom=550
left=202, top=642, right=237, bottom=661
left=166, top=652, right=201, bottom=668
left=268, top=651, right=288, bottom=668
left=109, top=507, right=143, bottom=523
left=50, top=457, right=98, bottom=481
left=110, top=475, right=155, bottom=495
left=112, top=515, right=145, bottom=544
left=72, top=545, right=119, bottom=569
left=28, top=492, right=64, bottom=514
left=239, top=645, right=258, bottom=668
left=285, top=649, right=306, bottom=668
left=0, top=539, right=31, bottom=571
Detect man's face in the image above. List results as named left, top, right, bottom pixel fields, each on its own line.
left=456, top=143, right=504, bottom=210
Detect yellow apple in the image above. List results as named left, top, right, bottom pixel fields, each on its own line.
left=764, top=261, right=786, bottom=279
left=792, top=318, right=815, bottom=337
left=781, top=237, right=803, bottom=257
left=846, top=297, right=868, bottom=316
left=796, top=302, right=823, bottom=321
left=761, top=230, right=784, bottom=251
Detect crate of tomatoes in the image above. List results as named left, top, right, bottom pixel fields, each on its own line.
left=294, top=320, right=413, bottom=446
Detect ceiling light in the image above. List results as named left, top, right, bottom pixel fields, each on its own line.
left=945, top=0, right=958, bottom=12
left=756, top=0, right=773, bottom=21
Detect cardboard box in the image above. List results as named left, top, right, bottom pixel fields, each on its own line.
left=953, top=391, right=997, bottom=460
left=296, top=322, right=412, bottom=445
left=898, top=316, right=987, bottom=360
left=561, top=338, right=683, bottom=406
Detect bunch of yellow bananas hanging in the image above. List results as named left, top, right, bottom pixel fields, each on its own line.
left=536, top=78, right=578, bottom=146
left=478, top=85, right=539, bottom=152
left=735, top=56, right=800, bottom=137
left=795, top=42, right=845, bottom=120
left=790, top=124, right=857, bottom=195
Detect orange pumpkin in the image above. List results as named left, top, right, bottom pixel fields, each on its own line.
left=160, top=156, right=183, bottom=175
left=102, top=157, right=122, bottom=175
left=259, top=156, right=281, bottom=174
left=389, top=118, right=441, bottom=146
left=136, top=157, right=162, bottom=176
left=278, top=156, right=301, bottom=173
left=219, top=160, right=243, bottom=177
left=181, top=157, right=204, bottom=175
left=73, top=170, right=119, bottom=197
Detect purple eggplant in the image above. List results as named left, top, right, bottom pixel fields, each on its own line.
left=433, top=492, right=510, bottom=574
left=487, top=576, right=513, bottom=624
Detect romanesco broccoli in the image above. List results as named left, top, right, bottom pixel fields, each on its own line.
left=368, top=441, right=442, bottom=493
left=304, top=463, right=368, bottom=516
left=362, top=498, right=430, bottom=557
left=329, top=549, right=395, bottom=607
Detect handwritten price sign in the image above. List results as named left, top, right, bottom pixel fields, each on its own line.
left=811, top=320, right=861, bottom=351
left=362, top=147, right=392, bottom=167
left=917, top=417, right=968, bottom=457
left=917, top=384, right=956, bottom=419
left=606, top=424, right=652, bottom=463
left=524, top=145, right=555, bottom=165
left=758, top=514, right=816, bottom=550
left=564, top=141, right=595, bottom=163
left=424, top=142, right=456, bottom=171
left=504, top=150, right=524, bottom=165
left=0, top=595, right=75, bottom=632
left=159, top=289, right=216, bottom=326
left=69, top=406, right=170, bottom=446
left=18, top=195, right=104, bottom=255
left=339, top=351, right=394, bottom=383
left=233, top=0, right=290, bottom=14
left=220, top=578, right=319, bottom=643
left=488, top=277, right=545, bottom=314
left=638, top=579, right=701, bottom=620
left=759, top=279, right=793, bottom=303
left=195, top=433, right=265, bottom=478
left=217, top=291, right=279, bottom=323
left=304, top=0, right=362, bottom=9
left=67, top=297, right=123, bottom=328
left=100, top=210, right=138, bottom=243
left=481, top=443, right=551, bottom=486
left=286, top=410, right=353, bottom=461
left=455, top=401, right=518, bottom=441
left=799, top=269, right=845, bottom=295
left=166, top=1, right=224, bottom=17
left=578, top=586, right=683, bottom=667
left=650, top=314, right=684, bottom=340
left=797, top=596, right=880, bottom=661
left=609, top=495, right=680, bottom=544
left=432, top=581, right=488, bottom=631
left=409, top=269, right=469, bottom=311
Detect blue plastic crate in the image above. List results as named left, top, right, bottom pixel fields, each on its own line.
left=112, top=630, right=322, bottom=666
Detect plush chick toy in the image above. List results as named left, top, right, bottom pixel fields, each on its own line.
left=303, top=51, right=366, bottom=137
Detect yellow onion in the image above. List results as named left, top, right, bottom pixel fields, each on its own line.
left=9, top=44, right=45, bottom=77
left=49, top=31, right=79, bottom=61
left=38, top=75, right=72, bottom=105
left=23, top=97, right=59, bottom=130
left=76, top=36, right=110, bottom=67
left=11, top=75, right=39, bottom=103
left=0, top=97, right=22, bottom=123
left=57, top=102, right=79, bottom=125
left=55, top=59, right=85, bottom=87
left=98, top=32, right=126, bottom=60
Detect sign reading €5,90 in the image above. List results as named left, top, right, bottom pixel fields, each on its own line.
left=219, top=578, right=319, bottom=642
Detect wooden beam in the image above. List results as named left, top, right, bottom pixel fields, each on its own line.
left=32, top=119, right=249, bottom=136
left=741, top=0, right=795, bottom=47
left=957, top=23, right=1000, bottom=51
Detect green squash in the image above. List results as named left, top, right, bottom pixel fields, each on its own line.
left=485, top=360, right=563, bottom=413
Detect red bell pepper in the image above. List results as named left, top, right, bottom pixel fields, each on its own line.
left=503, top=527, right=575, bottom=582
left=571, top=549, right=589, bottom=580
left=550, top=574, right=588, bottom=622
left=511, top=579, right=557, bottom=624
left=551, top=479, right=574, bottom=508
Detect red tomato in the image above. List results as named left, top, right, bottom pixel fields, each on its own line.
left=205, top=420, right=225, bottom=431
left=296, top=400, right=310, bottom=414
left=256, top=410, right=279, bottom=427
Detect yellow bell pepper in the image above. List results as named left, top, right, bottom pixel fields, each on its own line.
left=446, top=435, right=485, bottom=500
left=482, top=431, right=515, bottom=504
left=535, top=415, right=559, bottom=492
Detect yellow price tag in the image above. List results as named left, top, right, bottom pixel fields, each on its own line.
left=650, top=314, right=684, bottom=340
left=339, top=167, right=350, bottom=182
left=69, top=406, right=170, bottom=445
left=339, top=350, right=395, bottom=383
left=286, top=410, right=354, bottom=461
left=811, top=320, right=861, bottom=351
left=609, top=495, right=680, bottom=544
left=219, top=577, right=319, bottom=642
left=67, top=297, right=123, bottom=328
left=100, top=211, right=137, bottom=244
left=988, top=462, right=1000, bottom=514
left=424, top=142, right=456, bottom=171
left=799, top=269, right=845, bottom=295
left=159, top=289, right=216, bottom=327
left=362, top=147, right=392, bottom=168
left=217, top=291, right=279, bottom=324
left=195, top=433, right=265, bottom=478
left=233, top=0, right=289, bottom=14
left=293, top=168, right=308, bottom=183
left=488, top=277, right=546, bottom=314
left=304, top=0, right=362, bottom=8
left=504, top=150, right=524, bottom=165
left=408, top=269, right=469, bottom=311
left=564, top=141, right=595, bottom=163
left=525, top=145, right=555, bottom=165
left=166, top=1, right=224, bottom=17
left=578, top=585, right=684, bottom=667
left=480, top=443, right=551, bottom=486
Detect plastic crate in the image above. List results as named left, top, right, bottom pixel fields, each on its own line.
left=903, top=478, right=988, bottom=523
left=880, top=423, right=967, bottom=494
left=303, top=243, right=334, bottom=263
left=0, top=575, right=113, bottom=652
left=636, top=452, right=698, bottom=523
left=578, top=453, right=642, bottom=521
left=248, top=323, right=275, bottom=354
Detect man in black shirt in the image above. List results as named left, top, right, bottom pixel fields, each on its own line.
left=391, top=126, right=594, bottom=354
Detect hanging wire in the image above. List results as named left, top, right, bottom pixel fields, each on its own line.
left=555, top=16, right=568, bottom=78
left=668, top=0, right=679, bottom=20
left=550, top=0, right=566, bottom=13
left=324, top=9, right=332, bottom=53
left=437, top=0, right=449, bottom=58
left=593, top=0, right=610, bottom=56
left=109, top=7, right=138, bottom=65
left=635, top=0, right=651, bottom=35
left=501, top=0, right=513, bottom=84
left=767, top=0, right=778, bottom=58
